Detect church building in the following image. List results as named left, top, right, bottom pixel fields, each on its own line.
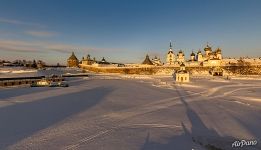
left=166, top=42, right=175, bottom=65
left=175, top=63, right=190, bottom=82
left=176, top=50, right=185, bottom=63
left=201, top=44, right=223, bottom=67
left=175, top=63, right=189, bottom=83
left=165, top=42, right=223, bottom=67
left=201, top=43, right=223, bottom=61
left=81, top=54, right=96, bottom=65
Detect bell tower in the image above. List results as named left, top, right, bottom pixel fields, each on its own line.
left=166, top=41, right=175, bottom=65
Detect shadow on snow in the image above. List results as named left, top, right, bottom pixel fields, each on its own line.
left=141, top=85, right=237, bottom=150
left=0, top=86, right=114, bottom=149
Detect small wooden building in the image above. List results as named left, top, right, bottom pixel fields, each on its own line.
left=175, top=63, right=190, bottom=82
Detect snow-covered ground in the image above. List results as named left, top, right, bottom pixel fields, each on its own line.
left=0, top=74, right=260, bottom=150
left=0, top=67, right=83, bottom=78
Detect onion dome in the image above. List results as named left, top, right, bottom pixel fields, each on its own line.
left=101, top=57, right=106, bottom=62
left=208, top=52, right=213, bottom=56
left=180, top=62, right=185, bottom=67
left=177, top=70, right=188, bottom=73
left=216, top=47, right=222, bottom=53
left=168, top=50, right=173, bottom=54
left=177, top=63, right=187, bottom=73
left=87, top=54, right=91, bottom=60
left=190, top=51, right=195, bottom=56
left=178, top=50, right=185, bottom=56
left=204, top=43, right=212, bottom=51
left=99, top=57, right=110, bottom=64
left=142, top=54, right=153, bottom=65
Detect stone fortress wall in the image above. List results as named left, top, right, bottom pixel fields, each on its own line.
left=80, top=64, right=261, bottom=75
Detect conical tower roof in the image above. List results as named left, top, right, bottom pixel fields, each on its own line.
left=142, top=55, right=153, bottom=65
left=68, top=52, right=78, bottom=60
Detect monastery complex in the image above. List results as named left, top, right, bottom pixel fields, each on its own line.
left=67, top=42, right=261, bottom=76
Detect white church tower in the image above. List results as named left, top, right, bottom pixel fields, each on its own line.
left=166, top=41, right=175, bottom=65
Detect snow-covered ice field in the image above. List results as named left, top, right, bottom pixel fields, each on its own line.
left=0, top=67, right=83, bottom=78
left=0, top=74, right=260, bottom=150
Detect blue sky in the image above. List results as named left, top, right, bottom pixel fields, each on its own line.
left=0, top=0, right=261, bottom=65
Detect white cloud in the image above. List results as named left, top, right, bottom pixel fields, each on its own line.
left=0, top=39, right=122, bottom=54
left=0, top=39, right=133, bottom=64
